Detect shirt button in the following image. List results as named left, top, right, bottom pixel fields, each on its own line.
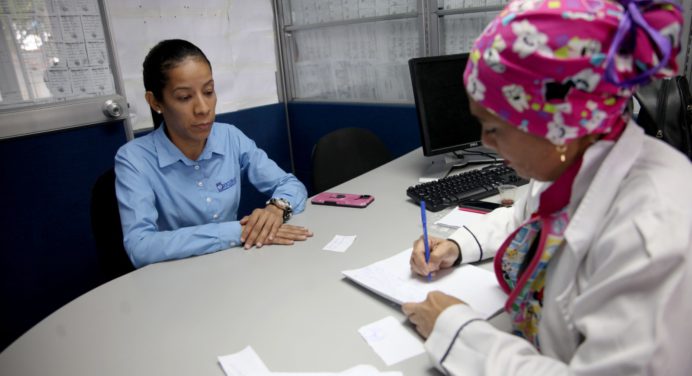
left=197, top=181, right=203, bottom=187
left=212, top=213, right=219, bottom=219
left=206, top=197, right=212, bottom=203
left=194, top=165, right=200, bottom=170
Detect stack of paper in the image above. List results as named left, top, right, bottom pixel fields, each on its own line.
left=218, top=346, right=401, bottom=376
left=342, top=249, right=506, bottom=319
left=433, top=208, right=486, bottom=229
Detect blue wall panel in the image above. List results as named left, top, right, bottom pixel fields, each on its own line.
left=0, top=121, right=127, bottom=351
left=287, top=102, right=421, bottom=195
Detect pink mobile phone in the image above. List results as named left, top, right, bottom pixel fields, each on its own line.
left=311, top=192, right=374, bottom=208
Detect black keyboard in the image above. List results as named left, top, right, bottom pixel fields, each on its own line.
left=407, top=164, right=529, bottom=212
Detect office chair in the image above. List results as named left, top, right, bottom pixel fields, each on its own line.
left=90, top=167, right=135, bottom=281
left=312, top=127, right=393, bottom=193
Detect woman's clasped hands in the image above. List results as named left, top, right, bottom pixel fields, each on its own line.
left=240, top=206, right=312, bottom=249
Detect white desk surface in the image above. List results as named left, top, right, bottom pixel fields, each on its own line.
left=0, top=148, right=513, bottom=375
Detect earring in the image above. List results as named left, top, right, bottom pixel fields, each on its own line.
left=556, top=144, right=567, bottom=163
left=157, top=110, right=162, bottom=114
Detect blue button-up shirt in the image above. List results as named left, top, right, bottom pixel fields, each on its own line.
left=115, top=123, right=307, bottom=268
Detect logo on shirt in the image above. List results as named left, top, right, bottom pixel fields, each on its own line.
left=216, top=177, right=236, bottom=192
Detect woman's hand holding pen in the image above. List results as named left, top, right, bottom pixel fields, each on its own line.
left=406, top=237, right=465, bottom=338
left=402, top=291, right=465, bottom=338
left=410, top=236, right=460, bottom=277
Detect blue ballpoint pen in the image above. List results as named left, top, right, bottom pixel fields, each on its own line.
left=420, top=200, right=432, bottom=281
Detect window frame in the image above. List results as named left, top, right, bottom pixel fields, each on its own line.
left=273, top=0, right=509, bottom=103
left=275, top=0, right=692, bottom=103
left=0, top=0, right=132, bottom=140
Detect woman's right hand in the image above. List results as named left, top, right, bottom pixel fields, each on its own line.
left=410, top=236, right=460, bottom=277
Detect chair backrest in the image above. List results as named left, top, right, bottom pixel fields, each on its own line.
left=312, top=127, right=393, bottom=193
left=90, top=167, right=135, bottom=280
left=633, top=75, right=692, bottom=160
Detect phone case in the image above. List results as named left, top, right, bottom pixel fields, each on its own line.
left=458, top=200, right=501, bottom=213
left=311, top=192, right=374, bottom=208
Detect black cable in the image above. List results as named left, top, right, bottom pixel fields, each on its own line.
left=452, top=149, right=501, bottom=164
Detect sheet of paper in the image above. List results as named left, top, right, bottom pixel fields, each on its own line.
left=342, top=249, right=506, bottom=318
left=358, top=316, right=425, bottom=366
left=218, top=346, right=403, bottom=376
left=434, top=208, right=486, bottom=229
left=60, top=15, right=84, bottom=42
left=218, top=346, right=271, bottom=376
left=81, top=15, right=105, bottom=41
left=337, top=364, right=402, bottom=376
left=273, top=364, right=401, bottom=376
left=323, top=235, right=357, bottom=253
left=65, top=42, right=89, bottom=68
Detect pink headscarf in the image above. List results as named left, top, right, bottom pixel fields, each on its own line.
left=463, top=0, right=683, bottom=145
left=464, top=0, right=683, bottom=349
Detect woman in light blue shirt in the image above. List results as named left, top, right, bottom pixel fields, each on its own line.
left=115, top=39, right=311, bottom=268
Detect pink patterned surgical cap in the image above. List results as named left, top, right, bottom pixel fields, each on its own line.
left=463, top=0, right=683, bottom=145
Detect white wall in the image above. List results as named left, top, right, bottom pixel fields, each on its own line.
left=106, top=0, right=279, bottom=131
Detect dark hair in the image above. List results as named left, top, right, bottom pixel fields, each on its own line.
left=142, top=39, right=212, bottom=128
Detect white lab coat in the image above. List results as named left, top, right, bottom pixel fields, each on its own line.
left=428, top=122, right=692, bottom=375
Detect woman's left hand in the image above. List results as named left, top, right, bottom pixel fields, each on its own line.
left=401, top=291, right=466, bottom=338
left=240, top=206, right=285, bottom=249
left=268, top=224, right=313, bottom=245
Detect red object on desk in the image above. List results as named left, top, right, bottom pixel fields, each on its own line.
left=458, top=207, right=490, bottom=215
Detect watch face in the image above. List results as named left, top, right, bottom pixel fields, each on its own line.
left=273, top=198, right=291, bottom=211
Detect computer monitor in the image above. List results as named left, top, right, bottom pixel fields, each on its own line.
left=408, top=53, right=482, bottom=157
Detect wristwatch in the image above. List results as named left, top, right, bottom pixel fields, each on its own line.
left=266, top=197, right=293, bottom=222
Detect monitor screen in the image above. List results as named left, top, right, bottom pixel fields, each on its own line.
left=408, top=53, right=482, bottom=156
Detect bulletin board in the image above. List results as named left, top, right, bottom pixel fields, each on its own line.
left=0, top=0, right=129, bottom=140
left=0, top=0, right=117, bottom=108
left=283, top=0, right=420, bottom=103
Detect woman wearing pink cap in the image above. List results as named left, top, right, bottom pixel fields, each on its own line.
left=403, top=0, right=691, bottom=374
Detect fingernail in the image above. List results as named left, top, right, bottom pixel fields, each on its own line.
left=257, top=243, right=262, bottom=247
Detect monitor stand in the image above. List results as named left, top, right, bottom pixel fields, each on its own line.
left=419, top=147, right=502, bottom=182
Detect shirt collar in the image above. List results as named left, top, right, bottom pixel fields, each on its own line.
left=203, top=123, right=225, bottom=158
left=564, top=121, right=643, bottom=257
left=153, top=123, right=225, bottom=168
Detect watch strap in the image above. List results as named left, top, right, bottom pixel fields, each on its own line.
left=266, top=198, right=292, bottom=222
